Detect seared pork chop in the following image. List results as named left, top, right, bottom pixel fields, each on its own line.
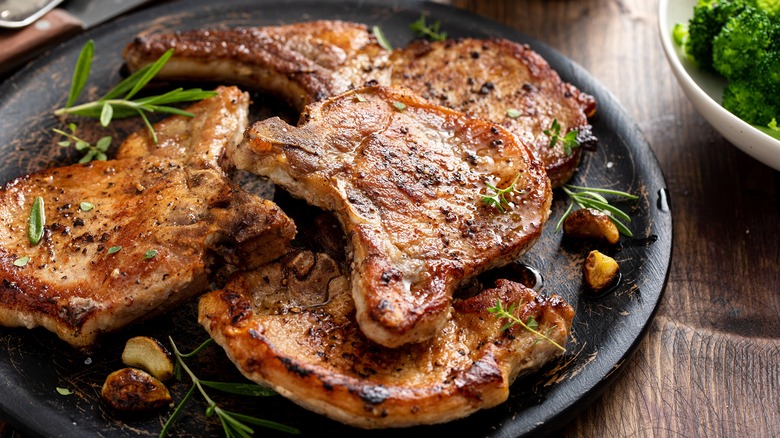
left=390, top=39, right=597, bottom=188
left=123, top=21, right=389, bottom=111
left=0, top=90, right=295, bottom=347
left=117, top=85, right=250, bottom=171
left=122, top=21, right=596, bottom=186
left=230, top=86, right=551, bottom=347
left=199, top=249, right=574, bottom=429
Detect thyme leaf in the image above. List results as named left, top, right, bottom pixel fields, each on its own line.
left=487, top=299, right=565, bottom=352
left=506, top=108, right=521, bottom=119
left=160, top=338, right=299, bottom=438
left=543, top=118, right=581, bottom=156
left=409, top=14, right=447, bottom=41
left=144, top=249, right=158, bottom=259
left=392, top=101, right=406, bottom=111
left=13, top=256, right=29, bottom=267
left=53, top=124, right=110, bottom=163
left=555, top=184, right=639, bottom=237
left=480, top=173, right=522, bottom=213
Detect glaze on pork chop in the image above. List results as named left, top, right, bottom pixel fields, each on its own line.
left=230, top=86, right=551, bottom=347
left=0, top=90, right=295, bottom=348
left=199, top=250, right=574, bottom=429
left=122, top=21, right=596, bottom=186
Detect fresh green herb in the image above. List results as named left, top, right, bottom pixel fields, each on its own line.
left=480, top=173, right=522, bottom=213
left=13, top=256, right=29, bottom=267
left=53, top=123, right=111, bottom=163
left=506, top=108, right=521, bottom=119
left=28, top=196, right=45, bottom=245
left=56, top=387, right=74, bottom=396
left=107, top=245, right=122, bottom=254
left=80, top=201, right=94, bottom=212
left=487, top=299, right=565, bottom=352
left=54, top=40, right=217, bottom=143
left=352, top=90, right=367, bottom=102
left=160, top=337, right=299, bottom=438
left=409, top=14, right=447, bottom=41
left=144, top=249, right=158, bottom=259
left=372, top=25, right=393, bottom=50
left=392, top=101, right=406, bottom=111
left=543, top=118, right=580, bottom=156
left=555, top=185, right=639, bottom=237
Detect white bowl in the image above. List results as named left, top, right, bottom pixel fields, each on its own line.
left=658, top=0, right=780, bottom=171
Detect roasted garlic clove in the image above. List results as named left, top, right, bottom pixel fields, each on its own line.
left=583, top=250, right=620, bottom=292
left=101, top=368, right=172, bottom=411
left=121, top=336, right=174, bottom=382
left=563, top=208, right=620, bottom=244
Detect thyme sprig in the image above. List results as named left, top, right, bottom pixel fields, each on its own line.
left=161, top=337, right=299, bottom=438
left=543, top=118, right=580, bottom=156
left=53, top=123, right=110, bottom=163
left=54, top=40, right=217, bottom=143
left=409, top=14, right=447, bottom=41
left=487, top=299, right=565, bottom=352
left=481, top=173, right=522, bottom=213
left=555, top=185, right=639, bottom=237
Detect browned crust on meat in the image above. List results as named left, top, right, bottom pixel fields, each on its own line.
left=123, top=21, right=389, bottom=110
left=117, top=86, right=250, bottom=171
left=231, top=85, right=551, bottom=347
left=198, top=250, right=574, bottom=428
left=391, top=38, right=597, bottom=188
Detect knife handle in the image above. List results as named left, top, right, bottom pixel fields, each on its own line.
left=0, top=9, right=84, bottom=76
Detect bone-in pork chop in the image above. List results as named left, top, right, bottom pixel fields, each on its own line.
left=230, top=86, right=551, bottom=347
left=199, top=249, right=574, bottom=428
left=122, top=21, right=596, bottom=186
left=123, top=21, right=389, bottom=111
left=0, top=91, right=295, bottom=348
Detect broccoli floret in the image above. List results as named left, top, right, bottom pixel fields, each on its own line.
left=721, top=80, right=780, bottom=125
left=687, top=0, right=749, bottom=70
left=752, top=0, right=780, bottom=17
left=712, top=7, right=775, bottom=80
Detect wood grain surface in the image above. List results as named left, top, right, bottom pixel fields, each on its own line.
left=0, top=0, right=777, bottom=437
left=446, top=0, right=780, bottom=436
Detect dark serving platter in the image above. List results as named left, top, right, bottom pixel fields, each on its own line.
left=0, top=0, right=672, bottom=437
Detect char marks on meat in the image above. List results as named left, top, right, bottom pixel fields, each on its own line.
left=122, top=21, right=596, bottom=186
left=230, top=85, right=551, bottom=347
left=0, top=88, right=295, bottom=348
left=199, top=249, right=574, bottom=429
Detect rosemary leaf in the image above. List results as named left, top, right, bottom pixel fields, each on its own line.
left=372, top=25, right=393, bottom=50
left=28, top=196, right=45, bottom=245
left=200, top=380, right=277, bottom=397
left=66, top=40, right=94, bottom=108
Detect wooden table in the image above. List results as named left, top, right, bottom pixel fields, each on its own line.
left=1, top=0, right=778, bottom=436
left=445, top=0, right=780, bottom=436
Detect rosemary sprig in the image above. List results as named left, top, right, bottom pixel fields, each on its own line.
left=409, top=14, right=447, bottom=41
left=161, top=337, right=299, bottom=438
left=487, top=299, right=565, bottom=352
left=543, top=118, right=580, bottom=156
left=53, top=123, right=110, bottom=163
left=481, top=173, right=522, bottom=213
left=54, top=40, right=217, bottom=143
left=555, top=185, right=639, bottom=237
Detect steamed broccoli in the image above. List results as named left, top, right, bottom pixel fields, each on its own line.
left=712, top=7, right=775, bottom=80
left=677, top=0, right=780, bottom=130
left=686, top=0, right=749, bottom=71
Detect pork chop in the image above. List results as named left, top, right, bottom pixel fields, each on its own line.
left=0, top=89, right=295, bottom=348
left=123, top=21, right=389, bottom=111
left=199, top=249, right=574, bottom=428
left=230, top=85, right=551, bottom=347
left=117, top=85, right=250, bottom=171
left=122, top=21, right=596, bottom=186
